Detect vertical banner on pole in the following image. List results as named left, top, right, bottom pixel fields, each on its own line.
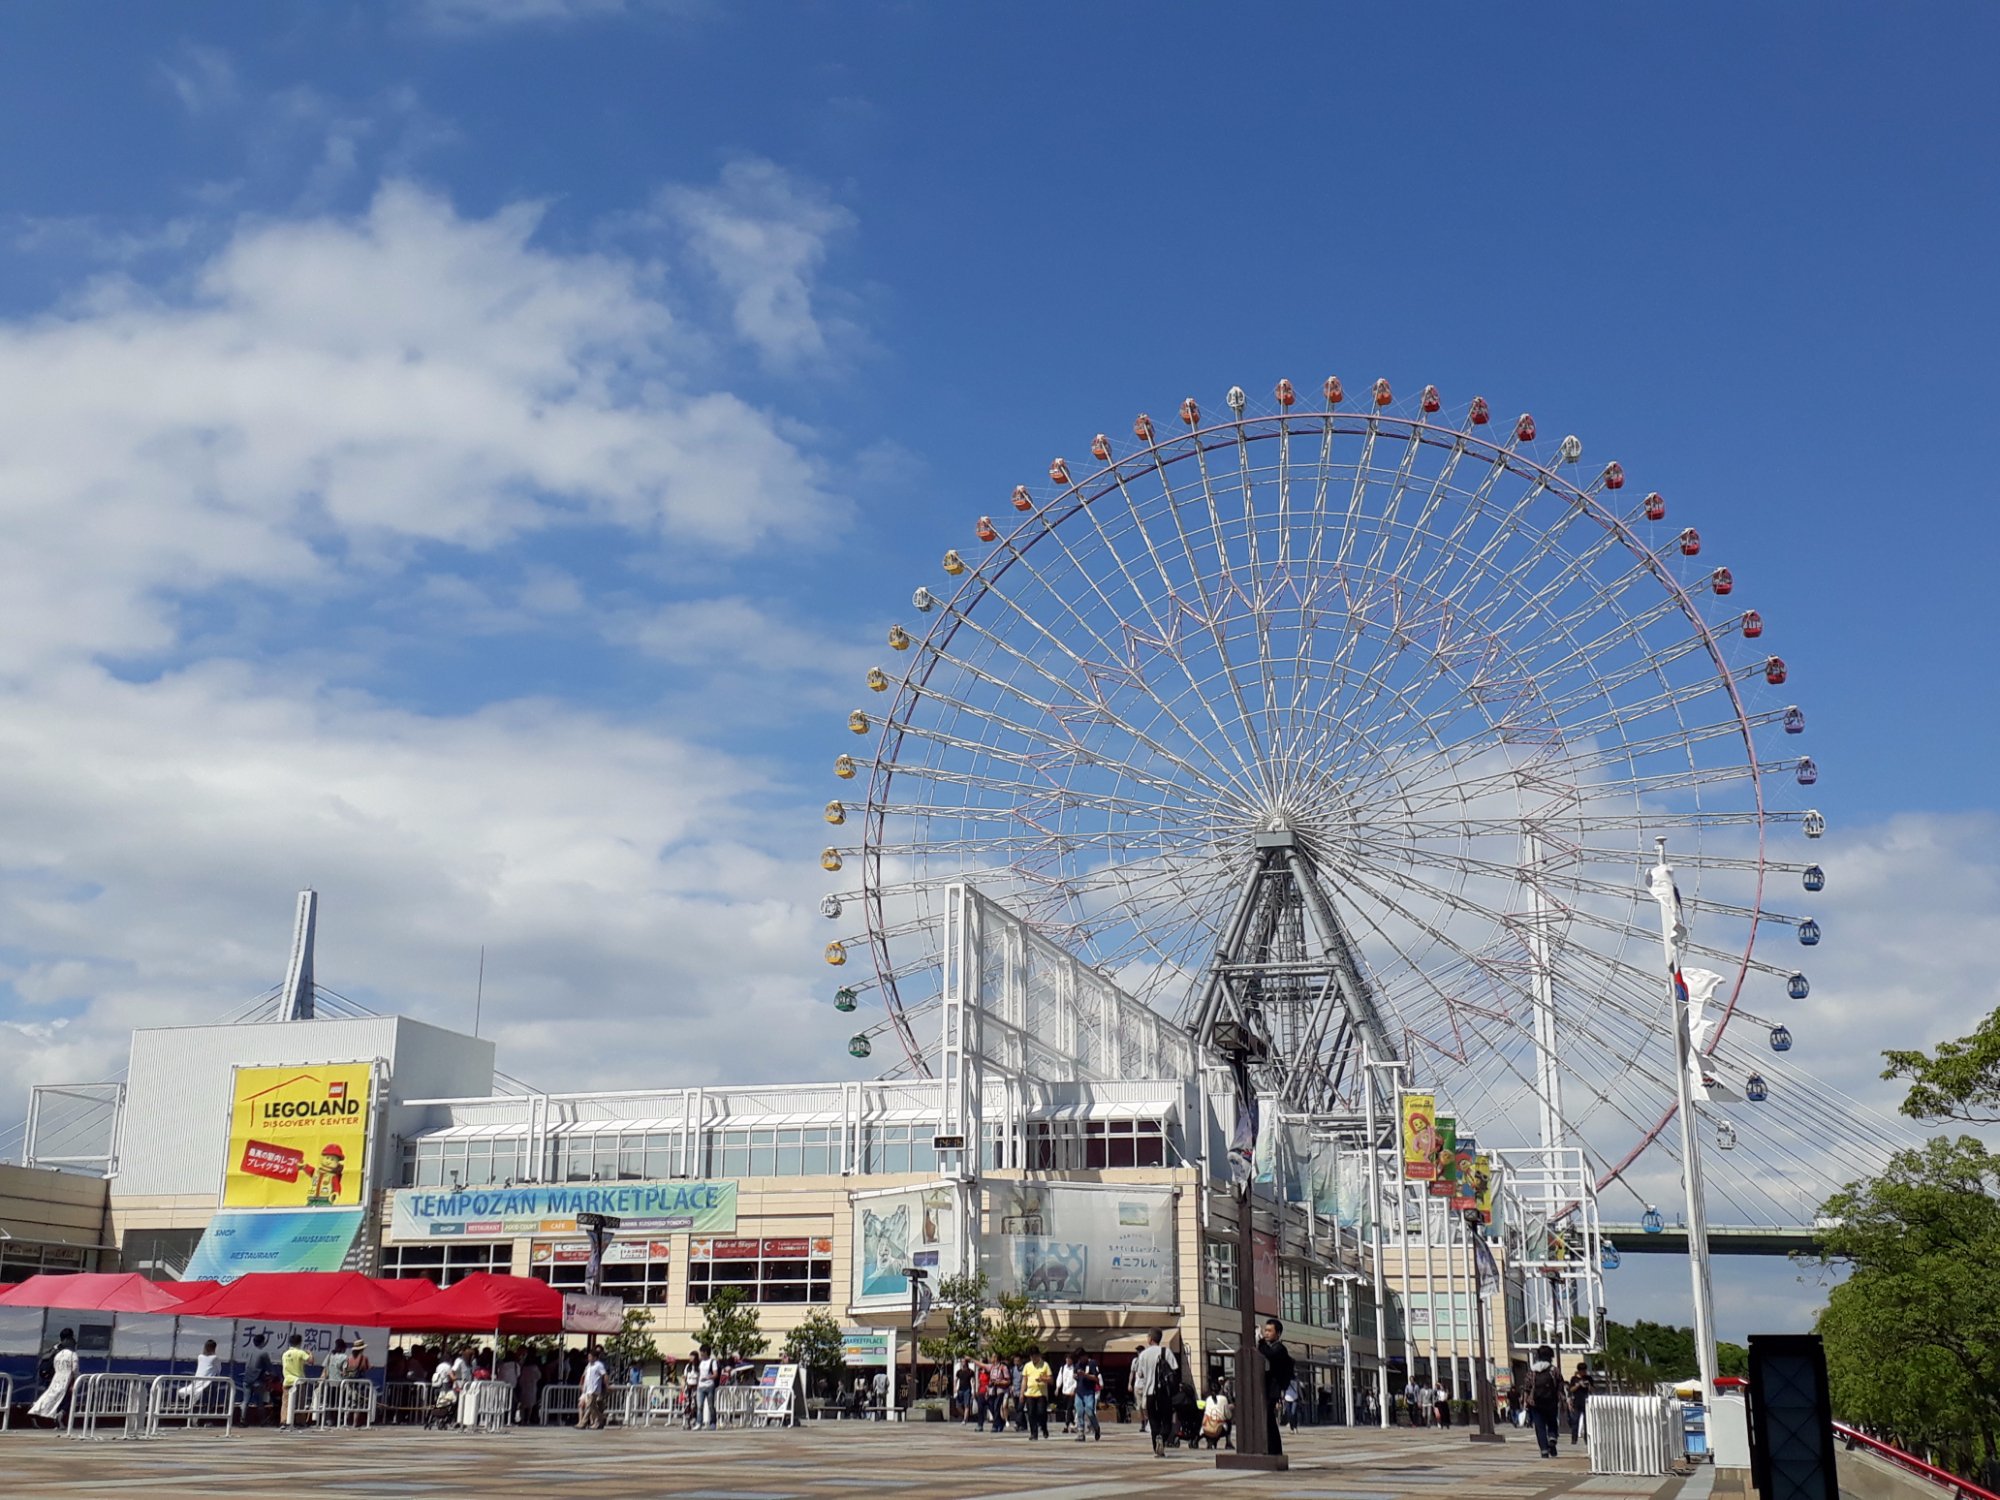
left=1450, top=1135, right=1478, bottom=1212
left=1400, top=1093, right=1437, bottom=1181
left=1428, top=1117, right=1458, bottom=1198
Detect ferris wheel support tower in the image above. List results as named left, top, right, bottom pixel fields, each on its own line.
left=1187, top=825, right=1400, bottom=1112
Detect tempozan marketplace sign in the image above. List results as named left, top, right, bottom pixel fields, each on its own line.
left=393, top=1181, right=738, bottom=1239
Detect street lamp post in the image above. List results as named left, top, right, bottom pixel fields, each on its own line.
left=1464, top=1208, right=1504, bottom=1444
left=903, top=1265, right=929, bottom=1419
left=1212, top=1021, right=1287, bottom=1473
left=1326, top=1272, right=1360, bottom=1425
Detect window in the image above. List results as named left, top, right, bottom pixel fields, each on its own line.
left=685, top=1237, right=833, bottom=1305
left=381, top=1242, right=513, bottom=1286
left=5, top=1237, right=98, bottom=1283
left=399, top=1135, right=527, bottom=1189
left=1203, top=1239, right=1238, bottom=1311
left=529, top=1239, right=672, bottom=1306
left=1011, top=1118, right=1169, bottom=1172
left=1279, top=1262, right=1308, bottom=1326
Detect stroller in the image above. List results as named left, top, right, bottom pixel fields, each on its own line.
left=427, top=1378, right=461, bottom=1429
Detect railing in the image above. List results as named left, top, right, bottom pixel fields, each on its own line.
left=605, top=1386, right=650, bottom=1428
left=1587, top=1395, right=1680, bottom=1477
left=379, top=1381, right=435, bottom=1425
left=1836, top=1422, right=2000, bottom=1500
left=715, top=1385, right=762, bottom=1428
left=458, top=1379, right=515, bottom=1432
left=66, top=1374, right=154, bottom=1441
left=0, top=1372, right=11, bottom=1430
left=147, top=1375, right=237, bottom=1435
left=539, top=1382, right=581, bottom=1427
left=286, top=1377, right=377, bottom=1428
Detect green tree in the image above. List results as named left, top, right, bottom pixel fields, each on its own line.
left=781, top=1308, right=847, bottom=1386
left=1591, top=1318, right=1748, bottom=1387
left=982, top=1290, right=1039, bottom=1363
left=696, top=1287, right=770, bottom=1364
left=919, top=1270, right=990, bottom=1363
left=1883, top=1008, right=2000, bottom=1124
left=602, top=1306, right=662, bottom=1380
left=1814, top=1134, right=2000, bottom=1481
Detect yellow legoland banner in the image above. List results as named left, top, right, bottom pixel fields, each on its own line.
left=222, top=1063, right=373, bottom=1208
left=1400, top=1092, right=1438, bottom=1181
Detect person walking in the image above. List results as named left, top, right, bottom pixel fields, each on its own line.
left=1284, top=1372, right=1301, bottom=1431
left=578, top=1347, right=609, bottom=1430
left=28, top=1327, right=79, bottom=1428
left=1021, top=1347, right=1053, bottom=1440
left=1567, top=1363, right=1594, bottom=1445
left=1526, top=1344, right=1563, bottom=1458
left=955, top=1357, right=976, bottom=1423
left=1056, top=1351, right=1077, bottom=1432
left=1071, top=1350, right=1102, bottom=1441
left=983, top=1355, right=1012, bottom=1433
left=1139, top=1329, right=1184, bottom=1457
left=1257, top=1319, right=1294, bottom=1458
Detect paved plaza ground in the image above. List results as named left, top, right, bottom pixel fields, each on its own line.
left=2, top=1418, right=1719, bottom=1500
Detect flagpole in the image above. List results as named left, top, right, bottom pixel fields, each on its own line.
left=1648, top=836, right=1720, bottom=1401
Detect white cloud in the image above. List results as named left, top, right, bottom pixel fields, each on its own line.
left=0, top=167, right=873, bottom=1155
left=657, top=159, right=856, bottom=366
left=0, top=179, right=830, bottom=674
left=415, top=0, right=678, bottom=29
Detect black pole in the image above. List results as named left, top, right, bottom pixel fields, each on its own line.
left=1467, top=1210, right=1504, bottom=1444
left=1217, top=1048, right=1286, bottom=1472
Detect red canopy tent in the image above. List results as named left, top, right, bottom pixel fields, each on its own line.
left=0, top=1272, right=190, bottom=1313
left=391, top=1273, right=566, bottom=1334
left=171, top=1271, right=419, bottom=1325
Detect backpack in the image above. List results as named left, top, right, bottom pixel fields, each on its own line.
left=37, top=1353, right=56, bottom=1385
left=1530, top=1366, right=1559, bottom=1405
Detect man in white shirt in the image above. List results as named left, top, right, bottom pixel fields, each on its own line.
left=696, top=1344, right=719, bottom=1430
left=1056, top=1353, right=1078, bottom=1432
left=578, top=1348, right=609, bottom=1430
left=177, top=1338, right=225, bottom=1404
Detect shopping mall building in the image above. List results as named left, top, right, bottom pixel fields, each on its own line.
left=11, top=896, right=1586, bottom=1413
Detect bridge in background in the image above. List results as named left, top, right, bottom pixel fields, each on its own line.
left=1600, top=1222, right=1825, bottom=1256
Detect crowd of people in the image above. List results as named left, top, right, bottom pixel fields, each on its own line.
left=939, top=1317, right=1300, bottom=1460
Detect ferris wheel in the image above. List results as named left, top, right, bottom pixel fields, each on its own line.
left=818, top=374, right=1887, bottom=1215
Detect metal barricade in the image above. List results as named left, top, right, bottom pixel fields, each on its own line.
left=381, top=1381, right=434, bottom=1425
left=0, top=1372, right=11, bottom=1430
left=539, top=1382, right=581, bottom=1427
left=66, top=1374, right=155, bottom=1441
left=459, top=1379, right=515, bottom=1431
left=606, top=1385, right=650, bottom=1428
left=285, top=1377, right=378, bottom=1428
left=1587, top=1394, right=1679, bottom=1477
left=715, top=1385, right=760, bottom=1428
left=147, top=1374, right=238, bottom=1436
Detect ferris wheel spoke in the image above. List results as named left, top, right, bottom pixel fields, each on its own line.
left=993, top=498, right=1287, bottom=800
left=937, top=553, right=1267, bottom=804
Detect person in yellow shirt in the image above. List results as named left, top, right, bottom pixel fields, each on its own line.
left=1020, top=1346, right=1054, bottom=1441
left=281, top=1334, right=317, bottom=1426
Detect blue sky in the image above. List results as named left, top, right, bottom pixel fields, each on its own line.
left=0, top=4, right=1993, bottom=1340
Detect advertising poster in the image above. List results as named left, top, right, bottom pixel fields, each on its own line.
left=223, top=1063, right=374, bottom=1208
left=393, top=1180, right=737, bottom=1239
left=851, top=1186, right=955, bottom=1304
left=1401, top=1093, right=1437, bottom=1180
left=531, top=1239, right=673, bottom=1267
left=185, top=1208, right=364, bottom=1281
left=1450, top=1135, right=1479, bottom=1212
left=1473, top=1153, right=1498, bottom=1227
left=991, top=1182, right=1175, bottom=1306
left=1427, top=1116, right=1458, bottom=1198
